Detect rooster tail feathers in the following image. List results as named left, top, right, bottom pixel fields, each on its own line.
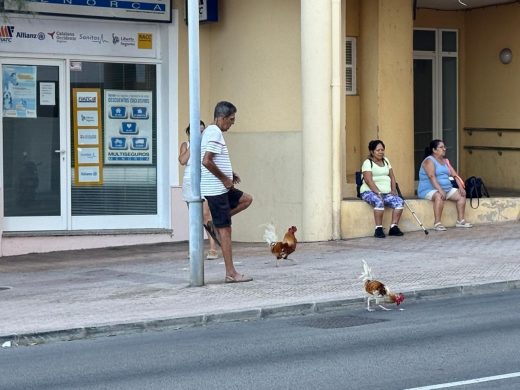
left=359, top=259, right=373, bottom=282
left=262, top=223, right=278, bottom=245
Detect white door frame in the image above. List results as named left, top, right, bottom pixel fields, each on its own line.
left=1, top=58, right=69, bottom=231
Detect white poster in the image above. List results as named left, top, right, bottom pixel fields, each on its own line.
left=104, top=90, right=153, bottom=165
left=76, top=91, right=98, bottom=108
left=78, top=129, right=99, bottom=145
left=78, top=147, right=100, bottom=164
left=77, top=111, right=99, bottom=127
left=78, top=166, right=101, bottom=183
left=39, top=82, right=55, bottom=106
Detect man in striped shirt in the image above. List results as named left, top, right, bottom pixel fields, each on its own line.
left=201, top=101, right=253, bottom=283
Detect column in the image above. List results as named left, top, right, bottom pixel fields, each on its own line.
left=301, top=0, right=333, bottom=241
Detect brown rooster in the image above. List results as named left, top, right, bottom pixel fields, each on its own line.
left=359, top=260, right=405, bottom=311
left=263, top=224, right=298, bottom=266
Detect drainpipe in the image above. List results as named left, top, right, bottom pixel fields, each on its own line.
left=331, top=0, right=342, bottom=240
left=187, top=0, right=204, bottom=286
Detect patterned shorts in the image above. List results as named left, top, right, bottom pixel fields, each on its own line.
left=361, top=191, right=404, bottom=211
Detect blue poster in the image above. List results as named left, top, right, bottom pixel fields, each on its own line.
left=2, top=65, right=37, bottom=118
left=104, top=90, right=152, bottom=164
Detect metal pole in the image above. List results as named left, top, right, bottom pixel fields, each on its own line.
left=187, top=0, right=204, bottom=286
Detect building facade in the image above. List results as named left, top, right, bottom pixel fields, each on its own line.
left=1, top=0, right=519, bottom=256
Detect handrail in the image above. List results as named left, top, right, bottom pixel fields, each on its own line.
left=464, top=127, right=520, bottom=136
left=464, top=145, right=520, bottom=155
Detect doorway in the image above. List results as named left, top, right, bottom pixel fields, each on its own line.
left=413, top=29, right=458, bottom=178
left=2, top=59, right=68, bottom=231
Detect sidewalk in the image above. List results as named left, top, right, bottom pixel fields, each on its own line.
left=1, top=221, right=520, bottom=344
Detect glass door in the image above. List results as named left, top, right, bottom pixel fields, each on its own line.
left=2, top=59, right=67, bottom=231
left=413, top=29, right=459, bottom=179
left=413, top=57, right=435, bottom=179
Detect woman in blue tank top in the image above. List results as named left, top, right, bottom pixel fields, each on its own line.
left=417, top=139, right=472, bottom=231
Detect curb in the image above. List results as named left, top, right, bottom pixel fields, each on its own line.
left=2, top=280, right=519, bottom=347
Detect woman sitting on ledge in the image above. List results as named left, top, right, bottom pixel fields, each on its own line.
left=359, top=139, right=404, bottom=238
left=417, top=139, right=472, bottom=231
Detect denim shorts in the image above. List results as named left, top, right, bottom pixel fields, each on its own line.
left=205, top=188, right=244, bottom=228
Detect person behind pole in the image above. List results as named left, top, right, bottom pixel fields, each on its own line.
left=178, top=120, right=219, bottom=260
left=201, top=101, right=253, bottom=283
left=417, top=139, right=472, bottom=231
left=359, top=139, right=405, bottom=238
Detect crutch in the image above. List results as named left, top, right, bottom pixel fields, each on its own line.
left=396, top=183, right=429, bottom=235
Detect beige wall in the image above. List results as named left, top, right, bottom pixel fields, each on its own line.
left=378, top=0, right=414, bottom=194
left=464, top=5, right=520, bottom=189
left=358, top=0, right=414, bottom=196
left=207, top=0, right=302, bottom=132
left=175, top=0, right=302, bottom=132
left=173, top=0, right=303, bottom=241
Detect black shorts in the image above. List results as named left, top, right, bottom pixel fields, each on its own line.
left=205, top=188, right=244, bottom=228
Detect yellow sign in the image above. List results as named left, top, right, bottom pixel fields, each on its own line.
left=138, top=33, right=153, bottom=49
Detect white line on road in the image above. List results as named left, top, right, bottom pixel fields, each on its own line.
left=403, top=372, right=520, bottom=390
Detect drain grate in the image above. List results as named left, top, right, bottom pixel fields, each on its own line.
left=0, top=286, right=12, bottom=291
left=291, top=314, right=388, bottom=329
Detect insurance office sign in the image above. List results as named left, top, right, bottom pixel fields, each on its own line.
left=0, top=15, right=158, bottom=58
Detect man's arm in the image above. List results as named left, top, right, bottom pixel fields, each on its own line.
left=202, top=151, right=234, bottom=189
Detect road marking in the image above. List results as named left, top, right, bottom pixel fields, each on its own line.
left=404, top=372, right=520, bottom=389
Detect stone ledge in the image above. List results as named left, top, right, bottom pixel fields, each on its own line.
left=341, top=197, right=520, bottom=238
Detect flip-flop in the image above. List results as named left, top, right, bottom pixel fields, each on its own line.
left=225, top=274, right=253, bottom=283
left=434, top=222, right=447, bottom=231
left=203, top=221, right=221, bottom=247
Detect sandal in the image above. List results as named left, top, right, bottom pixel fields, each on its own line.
left=225, top=274, right=253, bottom=283
left=434, top=222, right=447, bottom=231
left=206, top=249, right=219, bottom=260
left=456, top=220, right=473, bottom=228
left=203, top=221, right=221, bottom=247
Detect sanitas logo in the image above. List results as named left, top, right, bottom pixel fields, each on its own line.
left=0, top=25, right=15, bottom=42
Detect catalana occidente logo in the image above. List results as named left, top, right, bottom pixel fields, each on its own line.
left=48, top=31, right=77, bottom=43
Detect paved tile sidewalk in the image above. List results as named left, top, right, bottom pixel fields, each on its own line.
left=1, top=221, right=519, bottom=342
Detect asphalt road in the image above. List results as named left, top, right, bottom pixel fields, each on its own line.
left=1, top=291, right=520, bottom=390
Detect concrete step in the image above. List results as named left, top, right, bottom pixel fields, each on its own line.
left=341, top=196, right=520, bottom=238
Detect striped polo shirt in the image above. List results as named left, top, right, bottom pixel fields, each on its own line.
left=200, top=124, right=232, bottom=196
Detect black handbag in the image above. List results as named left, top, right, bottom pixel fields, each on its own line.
left=355, top=171, right=363, bottom=198
left=465, top=176, right=489, bottom=209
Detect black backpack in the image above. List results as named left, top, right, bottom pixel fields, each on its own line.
left=355, top=171, right=363, bottom=198
left=465, top=176, right=489, bottom=209
left=355, top=158, right=388, bottom=198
